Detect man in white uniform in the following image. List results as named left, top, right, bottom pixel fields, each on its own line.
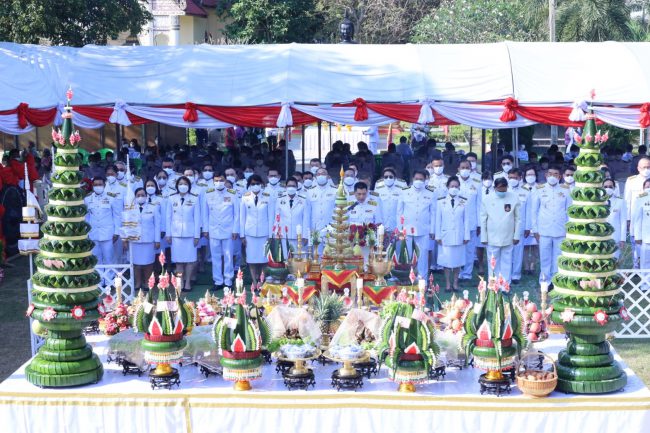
left=275, top=178, right=310, bottom=257
left=457, top=160, right=481, bottom=280
left=375, top=168, right=402, bottom=234
left=306, top=168, right=338, bottom=253
left=85, top=177, right=122, bottom=266
left=624, top=156, right=650, bottom=268
left=507, top=168, right=531, bottom=284
left=427, top=157, right=448, bottom=272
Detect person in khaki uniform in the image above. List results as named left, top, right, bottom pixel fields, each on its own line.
left=480, top=177, right=521, bottom=283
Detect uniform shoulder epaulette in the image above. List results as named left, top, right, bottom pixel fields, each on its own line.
left=206, top=188, right=215, bottom=193
left=107, top=192, right=116, bottom=197
left=298, top=194, right=306, bottom=199
left=278, top=192, right=287, bottom=198
left=369, top=191, right=379, bottom=196
left=536, top=184, right=545, bottom=189
left=375, top=184, right=385, bottom=189
left=170, top=192, right=179, bottom=196
left=522, top=184, right=531, bottom=191
left=639, top=192, right=648, bottom=198
left=627, top=174, right=637, bottom=180
left=305, top=185, right=315, bottom=190
left=135, top=176, right=141, bottom=181
left=426, top=185, right=435, bottom=192
left=156, top=193, right=163, bottom=197
left=368, top=200, right=377, bottom=206
left=472, top=178, right=481, bottom=183
left=262, top=192, right=270, bottom=196
left=190, top=192, right=198, bottom=197
left=331, top=184, right=338, bottom=188
left=494, top=171, right=503, bottom=176
left=459, top=196, right=467, bottom=201
left=119, top=181, right=127, bottom=187
left=244, top=191, right=252, bottom=196
left=437, top=196, right=445, bottom=200
left=560, top=184, right=570, bottom=189
left=227, top=188, right=236, bottom=194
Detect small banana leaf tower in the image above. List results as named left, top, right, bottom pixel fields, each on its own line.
left=550, top=108, right=627, bottom=393
left=25, top=90, right=104, bottom=387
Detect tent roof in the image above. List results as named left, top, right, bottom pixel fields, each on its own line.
left=1, top=41, right=650, bottom=110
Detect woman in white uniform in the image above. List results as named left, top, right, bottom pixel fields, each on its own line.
left=435, top=176, right=470, bottom=292
left=124, top=187, right=160, bottom=291
left=603, top=179, right=627, bottom=261
left=165, top=176, right=201, bottom=292
left=240, top=174, right=274, bottom=291
left=522, top=166, right=539, bottom=274
left=633, top=179, right=650, bottom=269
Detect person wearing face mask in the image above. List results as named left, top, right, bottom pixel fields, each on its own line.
left=165, top=176, right=201, bottom=292
left=196, top=163, right=214, bottom=193
left=376, top=168, right=402, bottom=233
left=124, top=187, right=160, bottom=292
left=633, top=179, right=650, bottom=269
left=161, top=157, right=177, bottom=183
left=480, top=177, right=520, bottom=283
left=348, top=181, right=384, bottom=263
left=563, top=166, right=576, bottom=191
left=115, top=161, right=143, bottom=192
left=240, top=174, right=275, bottom=291
left=522, top=166, right=539, bottom=191
left=493, top=156, right=514, bottom=180
left=307, top=168, right=338, bottom=254
left=274, top=179, right=310, bottom=258
left=531, top=165, right=572, bottom=284
left=398, top=170, right=435, bottom=278
left=507, top=168, right=531, bottom=284
left=202, top=173, right=240, bottom=291
left=465, top=152, right=482, bottom=181
left=84, top=177, right=121, bottom=267
left=242, top=165, right=255, bottom=185
left=427, top=157, right=448, bottom=193
left=342, top=168, right=357, bottom=195
left=309, top=159, right=321, bottom=176
left=265, top=168, right=285, bottom=200
left=603, top=179, right=627, bottom=261
left=435, top=176, right=470, bottom=292
left=104, top=166, right=126, bottom=200
left=302, top=171, right=315, bottom=190
left=224, top=167, right=245, bottom=269
left=521, top=166, right=540, bottom=275
left=143, top=179, right=164, bottom=249
left=475, top=171, right=494, bottom=274
left=625, top=156, right=650, bottom=268
left=456, top=160, right=481, bottom=281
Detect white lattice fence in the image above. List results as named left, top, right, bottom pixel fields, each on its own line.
left=616, top=269, right=650, bottom=339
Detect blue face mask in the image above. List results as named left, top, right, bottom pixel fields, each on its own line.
left=495, top=191, right=507, bottom=198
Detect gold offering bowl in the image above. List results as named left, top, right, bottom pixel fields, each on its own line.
left=323, top=350, right=369, bottom=378
left=288, top=257, right=311, bottom=276
left=369, top=257, right=392, bottom=286
left=275, top=350, right=321, bottom=375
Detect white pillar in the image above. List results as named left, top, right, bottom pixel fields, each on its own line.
left=169, top=15, right=180, bottom=46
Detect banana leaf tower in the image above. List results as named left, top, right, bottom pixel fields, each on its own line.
left=25, top=90, right=104, bottom=387
left=377, top=293, right=439, bottom=392
left=462, top=259, right=525, bottom=395
left=551, top=108, right=627, bottom=393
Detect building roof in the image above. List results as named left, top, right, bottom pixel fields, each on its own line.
left=201, top=0, right=218, bottom=7
left=185, top=0, right=208, bottom=17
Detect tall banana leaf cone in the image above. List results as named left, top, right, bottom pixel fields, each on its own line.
left=461, top=258, right=525, bottom=386
left=213, top=286, right=270, bottom=391
left=134, top=255, right=191, bottom=377
left=550, top=109, right=627, bottom=393
left=377, top=292, right=439, bottom=392
left=25, top=89, right=104, bottom=387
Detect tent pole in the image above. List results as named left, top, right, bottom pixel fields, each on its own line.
left=115, top=125, right=120, bottom=151
left=317, top=121, right=322, bottom=161
left=284, top=126, right=289, bottom=180
left=329, top=122, right=332, bottom=151
left=14, top=135, right=19, bottom=149
left=514, top=128, right=520, bottom=168
left=512, top=129, right=517, bottom=168
left=481, top=129, right=486, bottom=172
left=301, top=124, right=306, bottom=172
left=469, top=127, right=473, bottom=153
left=491, top=129, right=498, bottom=174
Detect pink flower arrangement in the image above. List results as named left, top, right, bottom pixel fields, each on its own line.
left=42, top=307, right=57, bottom=322
left=70, top=305, right=86, bottom=321
left=490, top=255, right=496, bottom=270
left=397, top=289, right=409, bottom=303
left=574, top=133, right=582, bottom=144
left=594, top=309, right=609, bottom=326
left=101, top=302, right=131, bottom=336
left=66, top=87, right=74, bottom=101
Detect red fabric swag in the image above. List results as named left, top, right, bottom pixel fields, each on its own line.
left=368, top=103, right=457, bottom=125
left=73, top=106, right=151, bottom=125
left=0, top=103, right=57, bottom=129
left=499, top=97, right=519, bottom=122
left=197, top=105, right=318, bottom=128
left=352, top=98, right=369, bottom=121
left=183, top=102, right=199, bottom=122
left=640, top=103, right=650, bottom=128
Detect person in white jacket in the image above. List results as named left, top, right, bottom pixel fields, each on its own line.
left=274, top=178, right=310, bottom=258
left=123, top=187, right=160, bottom=292
left=85, top=177, right=121, bottom=265
left=507, top=168, right=532, bottom=284
left=165, top=176, right=201, bottom=292
left=603, top=179, right=627, bottom=261
left=633, top=178, right=650, bottom=269
left=435, top=176, right=470, bottom=292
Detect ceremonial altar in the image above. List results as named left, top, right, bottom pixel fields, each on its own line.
left=0, top=334, right=648, bottom=433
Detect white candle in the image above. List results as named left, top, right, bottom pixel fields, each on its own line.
left=296, top=277, right=305, bottom=289
left=418, top=279, right=426, bottom=291
left=296, top=225, right=302, bottom=236
left=540, top=281, right=549, bottom=293
left=378, top=225, right=385, bottom=236
left=356, top=278, right=364, bottom=290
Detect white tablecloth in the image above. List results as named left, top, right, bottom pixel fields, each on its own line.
left=0, top=335, right=649, bottom=433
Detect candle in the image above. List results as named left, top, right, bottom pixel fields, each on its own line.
left=296, top=225, right=302, bottom=236
left=356, top=278, right=363, bottom=291
left=540, top=281, right=549, bottom=293
left=378, top=225, right=385, bottom=236
left=418, top=278, right=426, bottom=291
left=114, top=275, right=123, bottom=305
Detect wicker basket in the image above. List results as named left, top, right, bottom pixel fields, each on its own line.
left=516, top=351, right=557, bottom=398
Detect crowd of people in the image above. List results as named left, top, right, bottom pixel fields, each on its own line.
left=15, top=134, right=650, bottom=294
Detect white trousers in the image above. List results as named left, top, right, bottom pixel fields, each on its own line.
left=641, top=243, right=650, bottom=270
left=112, top=235, right=125, bottom=264
left=232, top=237, right=242, bottom=269
left=539, top=236, right=563, bottom=283
left=460, top=230, right=477, bottom=279
left=407, top=235, right=430, bottom=279
left=512, top=231, right=525, bottom=280
left=93, top=239, right=114, bottom=265
left=210, top=238, right=234, bottom=285
left=486, top=244, right=514, bottom=283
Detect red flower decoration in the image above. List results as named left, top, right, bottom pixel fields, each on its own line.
left=619, top=306, right=630, bottom=321
left=158, top=251, right=166, bottom=266
left=71, top=305, right=86, bottom=320
left=594, top=309, right=609, bottom=326
left=25, top=304, right=35, bottom=317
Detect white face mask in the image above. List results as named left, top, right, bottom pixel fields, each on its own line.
left=203, top=171, right=213, bottom=180
left=412, top=180, right=424, bottom=189
left=215, top=181, right=225, bottom=190
left=310, top=166, right=319, bottom=175
left=470, top=161, right=477, bottom=170
left=146, top=186, right=156, bottom=195
left=502, top=163, right=512, bottom=173
left=433, top=166, right=444, bottom=175
left=163, top=167, right=174, bottom=176
left=640, top=168, right=650, bottom=178
left=136, top=196, right=146, bottom=205
left=186, top=175, right=196, bottom=184
left=448, top=187, right=459, bottom=197
left=116, top=171, right=125, bottom=180
left=525, top=175, right=536, bottom=185
left=286, top=187, right=297, bottom=196
left=303, top=178, right=313, bottom=188
left=384, top=178, right=395, bottom=187
left=508, top=178, right=520, bottom=188
left=93, top=186, right=104, bottom=195
left=250, top=184, right=262, bottom=193
left=268, top=176, right=280, bottom=185
left=244, top=172, right=253, bottom=180
left=482, top=180, right=492, bottom=188
left=564, top=175, right=574, bottom=184
left=157, top=178, right=167, bottom=187
left=605, top=187, right=615, bottom=196
left=459, top=169, right=470, bottom=178
left=344, top=176, right=356, bottom=186
left=178, top=184, right=189, bottom=194
left=547, top=176, right=559, bottom=186
left=316, top=175, right=328, bottom=186
left=226, top=175, right=237, bottom=184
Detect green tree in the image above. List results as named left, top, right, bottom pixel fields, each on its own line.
left=224, top=0, right=322, bottom=43
left=555, top=0, right=631, bottom=41
left=0, top=0, right=152, bottom=47
left=411, top=0, right=543, bottom=44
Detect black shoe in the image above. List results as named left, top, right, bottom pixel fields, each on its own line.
left=512, top=279, right=520, bottom=285
left=212, top=284, right=221, bottom=292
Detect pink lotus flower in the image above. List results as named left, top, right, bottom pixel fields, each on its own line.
left=601, top=132, right=609, bottom=143
left=574, top=134, right=582, bottom=144
left=148, top=273, right=156, bottom=290
left=560, top=308, right=575, bottom=323
left=103, top=294, right=114, bottom=307
left=594, top=309, right=608, bottom=326
left=158, top=274, right=169, bottom=289
left=52, top=260, right=64, bottom=269
left=70, top=305, right=86, bottom=320
left=490, top=255, right=496, bottom=270
left=66, top=87, right=74, bottom=101
left=409, top=267, right=416, bottom=284
left=400, top=215, right=405, bottom=226
left=237, top=268, right=243, bottom=280
left=595, top=131, right=601, bottom=142
left=259, top=270, right=265, bottom=283
left=51, top=129, right=58, bottom=142
left=25, top=304, right=35, bottom=317
left=42, top=307, right=57, bottom=322
left=584, top=134, right=592, bottom=143
left=397, top=289, right=409, bottom=303
left=477, top=278, right=487, bottom=293
left=158, top=252, right=166, bottom=266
